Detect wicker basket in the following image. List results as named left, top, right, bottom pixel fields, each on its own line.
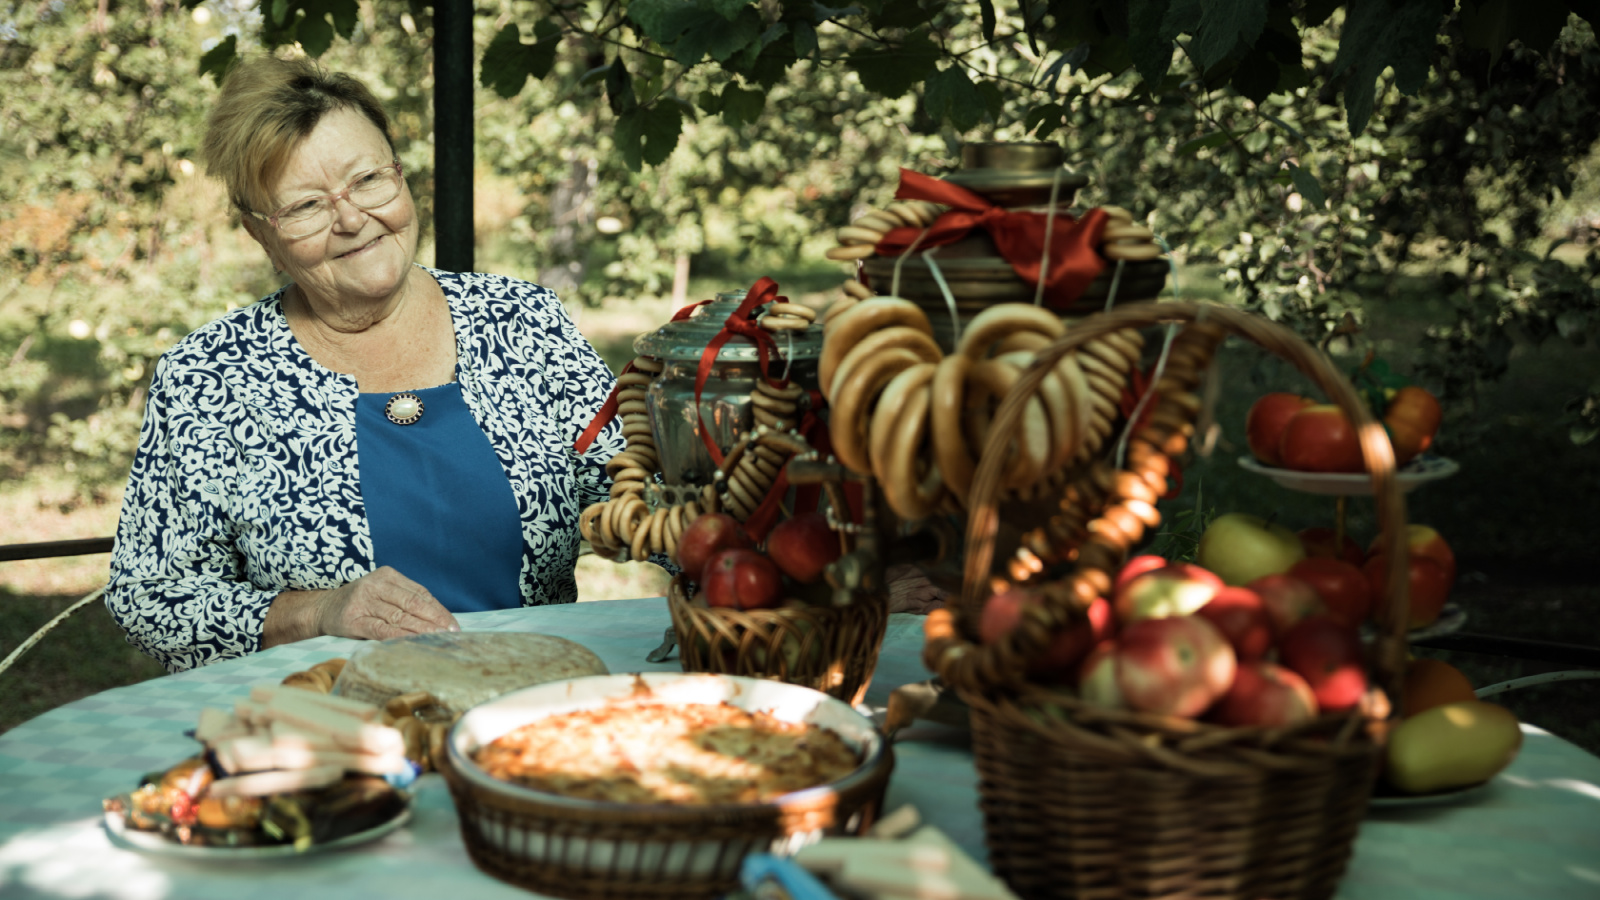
left=922, top=301, right=1412, bottom=900
left=667, top=575, right=889, bottom=707
left=437, top=673, right=895, bottom=900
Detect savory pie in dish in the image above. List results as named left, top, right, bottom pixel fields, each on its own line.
left=471, top=700, right=861, bottom=805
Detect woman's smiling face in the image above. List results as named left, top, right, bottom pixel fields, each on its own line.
left=248, top=106, right=418, bottom=314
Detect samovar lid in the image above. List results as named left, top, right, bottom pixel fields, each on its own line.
left=632, top=289, right=824, bottom=363
left=944, top=141, right=1089, bottom=208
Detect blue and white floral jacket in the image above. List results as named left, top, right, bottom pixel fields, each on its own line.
left=106, top=267, right=624, bottom=672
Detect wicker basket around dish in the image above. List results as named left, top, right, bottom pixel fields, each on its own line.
left=922, top=301, right=1414, bottom=900
left=436, top=682, right=895, bottom=900
left=667, top=575, right=889, bottom=707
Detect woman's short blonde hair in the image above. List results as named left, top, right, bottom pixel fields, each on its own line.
left=201, top=55, right=395, bottom=216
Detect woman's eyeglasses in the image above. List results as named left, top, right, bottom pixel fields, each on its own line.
left=253, top=161, right=404, bottom=239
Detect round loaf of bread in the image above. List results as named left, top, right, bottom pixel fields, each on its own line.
left=333, top=632, right=609, bottom=715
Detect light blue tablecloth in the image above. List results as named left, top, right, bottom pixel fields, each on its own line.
left=0, top=597, right=1596, bottom=899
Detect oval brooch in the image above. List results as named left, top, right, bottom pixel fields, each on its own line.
left=384, top=391, right=424, bottom=425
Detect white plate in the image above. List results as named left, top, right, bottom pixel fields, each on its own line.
left=103, top=792, right=411, bottom=860
left=1367, top=779, right=1490, bottom=809
left=1236, top=455, right=1460, bottom=496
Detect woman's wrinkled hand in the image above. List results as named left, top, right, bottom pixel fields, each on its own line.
left=311, top=567, right=460, bottom=640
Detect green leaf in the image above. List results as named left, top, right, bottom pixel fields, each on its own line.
left=720, top=84, right=767, bottom=128
left=481, top=24, right=531, bottom=97
left=297, top=11, right=334, bottom=57
left=977, top=0, right=997, bottom=42
left=1287, top=161, right=1328, bottom=210
left=606, top=57, right=636, bottom=115
left=614, top=103, right=685, bottom=171
left=1025, top=102, right=1067, bottom=139
left=975, top=80, right=1005, bottom=121
left=270, top=0, right=290, bottom=27
left=676, top=7, right=765, bottom=64
left=1229, top=44, right=1279, bottom=104
left=924, top=65, right=983, bottom=132
left=1176, top=130, right=1231, bottom=155
left=848, top=31, right=941, bottom=98
left=792, top=19, right=819, bottom=58
left=1332, top=0, right=1445, bottom=135
left=315, top=0, right=358, bottom=40
left=1129, top=0, right=1175, bottom=86
left=696, top=89, right=725, bottom=114
left=1187, top=0, right=1267, bottom=72
left=872, top=0, right=935, bottom=30
left=198, top=34, right=238, bottom=83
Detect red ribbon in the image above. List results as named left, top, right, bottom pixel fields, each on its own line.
left=876, top=168, right=1112, bottom=309
left=692, top=277, right=787, bottom=467
left=574, top=300, right=709, bottom=456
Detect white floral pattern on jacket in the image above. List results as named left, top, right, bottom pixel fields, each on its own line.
left=106, top=267, right=623, bottom=672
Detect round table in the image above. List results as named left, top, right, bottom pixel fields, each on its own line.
left=1, top=597, right=1597, bottom=899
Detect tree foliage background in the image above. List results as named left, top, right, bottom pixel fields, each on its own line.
left=2, top=0, right=1598, bottom=542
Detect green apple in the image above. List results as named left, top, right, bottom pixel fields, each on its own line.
left=1197, top=513, right=1306, bottom=587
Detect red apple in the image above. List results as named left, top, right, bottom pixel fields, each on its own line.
left=1287, top=557, right=1374, bottom=627
left=701, top=549, right=784, bottom=611
left=1028, top=597, right=1115, bottom=682
left=766, top=512, right=842, bottom=585
left=1114, top=554, right=1173, bottom=593
left=1278, top=404, right=1365, bottom=473
left=1246, top=393, right=1314, bottom=466
left=1196, top=513, right=1306, bottom=586
left=1078, top=641, right=1124, bottom=708
left=1113, top=562, right=1223, bottom=622
left=1195, top=585, right=1273, bottom=661
left=979, top=588, right=1037, bottom=645
left=1115, top=615, right=1237, bottom=718
left=1277, top=616, right=1367, bottom=713
left=1367, top=524, right=1457, bottom=586
left=1297, top=527, right=1364, bottom=567
left=1246, top=573, right=1327, bottom=638
left=1363, top=553, right=1452, bottom=629
left=677, top=513, right=755, bottom=580
left=1210, top=661, right=1319, bottom=727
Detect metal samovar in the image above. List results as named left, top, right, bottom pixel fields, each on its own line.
left=632, top=290, right=824, bottom=501
left=861, top=141, right=1168, bottom=349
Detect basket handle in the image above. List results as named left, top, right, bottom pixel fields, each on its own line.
left=947, top=300, right=1411, bottom=697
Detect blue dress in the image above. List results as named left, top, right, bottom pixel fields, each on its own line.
left=355, top=383, right=525, bottom=612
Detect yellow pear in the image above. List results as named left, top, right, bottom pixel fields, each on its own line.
left=1385, top=700, right=1522, bottom=794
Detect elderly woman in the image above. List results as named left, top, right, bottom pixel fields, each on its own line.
left=106, top=56, right=628, bottom=672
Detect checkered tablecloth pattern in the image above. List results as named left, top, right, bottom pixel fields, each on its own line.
left=2, top=597, right=1598, bottom=899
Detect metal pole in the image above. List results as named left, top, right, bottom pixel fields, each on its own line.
left=432, top=0, right=474, bottom=273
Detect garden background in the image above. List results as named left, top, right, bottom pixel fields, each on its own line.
left=2, top=0, right=1597, bottom=749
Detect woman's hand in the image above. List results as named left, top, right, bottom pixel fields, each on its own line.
left=312, top=567, right=460, bottom=640
left=264, top=567, right=459, bottom=648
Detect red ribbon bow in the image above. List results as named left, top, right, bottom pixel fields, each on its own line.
left=875, top=168, right=1112, bottom=309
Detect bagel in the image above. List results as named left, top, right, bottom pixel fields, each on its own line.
left=819, top=298, right=934, bottom=397
left=879, top=383, right=943, bottom=521
left=964, top=360, right=1051, bottom=492
left=752, top=406, right=795, bottom=430
left=617, top=372, right=654, bottom=389
left=1102, top=223, right=1155, bottom=242
left=826, top=325, right=942, bottom=402
left=768, top=302, right=817, bottom=322
left=578, top=502, right=607, bottom=545
left=853, top=210, right=903, bottom=233
left=837, top=225, right=886, bottom=246
left=867, top=362, right=937, bottom=485
left=930, top=354, right=977, bottom=505
left=604, top=452, right=649, bottom=477
left=887, top=201, right=933, bottom=228
left=1103, top=242, right=1163, bottom=262
left=841, top=279, right=875, bottom=300
left=825, top=244, right=877, bottom=262
left=823, top=295, right=859, bottom=326
left=759, top=314, right=811, bottom=332
left=631, top=356, right=664, bottom=373
left=957, top=303, right=1066, bottom=361
left=616, top=389, right=649, bottom=406
left=994, top=331, right=1052, bottom=355
left=750, top=390, right=797, bottom=414
left=827, top=347, right=923, bottom=475
left=648, top=507, right=669, bottom=555
left=631, top=508, right=656, bottom=562
left=998, top=351, right=1077, bottom=473
left=756, top=379, right=804, bottom=400
left=608, top=479, right=644, bottom=500
left=618, top=399, right=648, bottom=416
